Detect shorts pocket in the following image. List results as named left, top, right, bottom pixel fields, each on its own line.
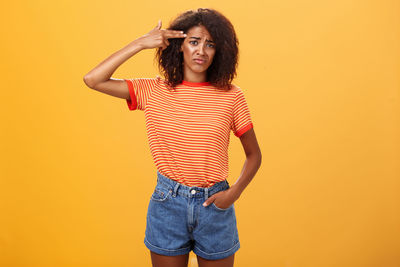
left=211, top=202, right=233, bottom=211
left=150, top=185, right=172, bottom=202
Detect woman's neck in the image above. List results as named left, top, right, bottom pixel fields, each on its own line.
left=183, top=72, right=207, bottom=83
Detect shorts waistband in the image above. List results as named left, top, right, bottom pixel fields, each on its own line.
left=156, top=171, right=230, bottom=199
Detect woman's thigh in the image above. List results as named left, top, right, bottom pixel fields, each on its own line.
left=150, top=251, right=189, bottom=267
left=197, top=253, right=235, bottom=267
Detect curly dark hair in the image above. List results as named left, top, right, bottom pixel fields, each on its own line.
left=156, top=8, right=239, bottom=90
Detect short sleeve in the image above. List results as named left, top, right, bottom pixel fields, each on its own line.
left=124, top=78, right=158, bottom=111
left=231, top=87, right=254, bottom=137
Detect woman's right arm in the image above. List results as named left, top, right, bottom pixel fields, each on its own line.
left=83, top=20, right=186, bottom=100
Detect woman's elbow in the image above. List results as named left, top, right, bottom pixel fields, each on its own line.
left=83, top=75, right=94, bottom=88
left=247, top=151, right=262, bottom=167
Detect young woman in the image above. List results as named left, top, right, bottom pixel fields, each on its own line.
left=84, top=8, right=262, bottom=267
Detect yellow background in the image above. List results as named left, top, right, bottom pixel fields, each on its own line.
left=1, top=0, right=399, bottom=266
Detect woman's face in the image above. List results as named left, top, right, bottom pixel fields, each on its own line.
left=180, top=25, right=216, bottom=81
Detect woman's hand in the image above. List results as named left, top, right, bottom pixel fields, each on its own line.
left=202, top=187, right=239, bottom=209
left=135, top=20, right=186, bottom=51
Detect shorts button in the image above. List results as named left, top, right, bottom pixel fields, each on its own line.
left=191, top=189, right=196, bottom=194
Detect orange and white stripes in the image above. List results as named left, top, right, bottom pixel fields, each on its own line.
left=125, top=77, right=253, bottom=187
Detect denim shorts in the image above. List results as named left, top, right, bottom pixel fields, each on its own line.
left=144, top=171, right=240, bottom=260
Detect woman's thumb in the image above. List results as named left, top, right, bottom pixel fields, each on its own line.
left=155, top=19, right=162, bottom=30
left=203, top=196, right=215, bottom=207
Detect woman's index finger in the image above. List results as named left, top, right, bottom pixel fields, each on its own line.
left=164, top=30, right=187, bottom=39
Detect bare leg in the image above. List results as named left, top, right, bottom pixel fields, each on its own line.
left=150, top=251, right=189, bottom=267
left=197, top=253, right=235, bottom=267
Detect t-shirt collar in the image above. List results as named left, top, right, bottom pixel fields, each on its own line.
left=181, top=80, right=211, bottom=87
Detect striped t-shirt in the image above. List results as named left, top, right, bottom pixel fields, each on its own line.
left=124, top=76, right=253, bottom=188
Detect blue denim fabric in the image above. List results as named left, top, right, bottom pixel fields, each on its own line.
left=144, top=171, right=240, bottom=260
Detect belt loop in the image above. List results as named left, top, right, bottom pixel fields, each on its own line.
left=173, top=183, right=180, bottom=197
left=205, top=187, right=209, bottom=200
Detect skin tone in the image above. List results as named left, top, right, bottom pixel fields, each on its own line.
left=84, top=20, right=262, bottom=267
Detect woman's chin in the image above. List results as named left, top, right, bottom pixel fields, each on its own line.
left=192, top=66, right=209, bottom=73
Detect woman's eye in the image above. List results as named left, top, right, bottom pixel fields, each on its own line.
left=207, top=43, right=215, bottom=48
left=189, top=40, right=198, bottom=45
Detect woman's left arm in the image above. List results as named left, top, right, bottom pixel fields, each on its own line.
left=202, top=127, right=262, bottom=207
left=229, top=127, right=262, bottom=200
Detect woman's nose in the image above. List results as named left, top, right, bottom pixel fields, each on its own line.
left=196, top=44, right=205, bottom=55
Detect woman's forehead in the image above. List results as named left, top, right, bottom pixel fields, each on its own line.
left=186, top=25, right=213, bottom=40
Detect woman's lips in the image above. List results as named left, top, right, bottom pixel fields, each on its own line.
left=194, top=59, right=205, bottom=64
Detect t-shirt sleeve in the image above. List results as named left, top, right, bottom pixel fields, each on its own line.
left=124, top=78, right=158, bottom=111
left=231, top=87, right=254, bottom=137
